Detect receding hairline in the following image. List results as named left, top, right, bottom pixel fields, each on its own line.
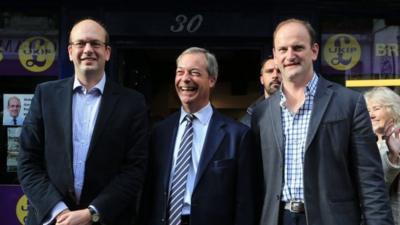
left=176, top=47, right=218, bottom=79
left=69, top=18, right=109, bottom=43
left=273, top=19, right=316, bottom=47
left=8, top=96, right=21, bottom=106
left=177, top=51, right=207, bottom=63
left=177, top=52, right=209, bottom=73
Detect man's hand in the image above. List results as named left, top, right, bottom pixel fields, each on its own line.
left=384, top=120, right=400, bottom=164
left=55, top=208, right=92, bottom=225
left=56, top=209, right=70, bottom=221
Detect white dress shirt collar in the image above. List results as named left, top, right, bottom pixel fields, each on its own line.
left=179, top=102, right=213, bottom=126
left=73, top=73, right=106, bottom=94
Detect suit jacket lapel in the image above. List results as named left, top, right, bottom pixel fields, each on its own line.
left=268, top=93, right=284, bottom=155
left=87, top=79, right=120, bottom=157
left=162, top=113, right=180, bottom=191
left=194, top=111, right=225, bottom=188
left=305, top=77, right=333, bottom=151
left=56, top=78, right=75, bottom=192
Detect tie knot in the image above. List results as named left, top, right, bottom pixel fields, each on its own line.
left=185, top=114, right=195, bottom=122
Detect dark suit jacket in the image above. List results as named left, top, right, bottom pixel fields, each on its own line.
left=252, top=76, right=394, bottom=225
left=240, top=96, right=265, bottom=127
left=17, top=77, right=149, bottom=225
left=142, top=109, right=261, bottom=225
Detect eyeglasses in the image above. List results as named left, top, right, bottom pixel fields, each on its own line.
left=69, top=40, right=108, bottom=49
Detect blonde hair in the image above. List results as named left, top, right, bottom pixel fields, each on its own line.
left=364, top=87, right=400, bottom=124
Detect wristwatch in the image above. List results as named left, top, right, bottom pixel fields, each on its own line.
left=88, top=206, right=100, bottom=223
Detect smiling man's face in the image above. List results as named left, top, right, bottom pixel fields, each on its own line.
left=175, top=53, right=216, bottom=113
left=68, top=19, right=111, bottom=78
left=273, top=21, right=318, bottom=83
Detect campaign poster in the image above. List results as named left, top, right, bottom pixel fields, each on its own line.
left=3, top=94, right=33, bottom=126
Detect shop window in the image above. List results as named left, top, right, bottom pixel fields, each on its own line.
left=320, top=17, right=400, bottom=89
left=0, top=11, right=59, bottom=186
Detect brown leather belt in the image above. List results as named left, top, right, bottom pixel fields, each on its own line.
left=283, top=201, right=305, bottom=213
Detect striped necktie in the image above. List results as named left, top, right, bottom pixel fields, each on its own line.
left=168, top=114, right=195, bottom=225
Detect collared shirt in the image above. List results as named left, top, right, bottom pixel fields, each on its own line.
left=5, top=116, right=24, bottom=126
left=281, top=73, right=318, bottom=202
left=44, top=74, right=106, bottom=225
left=169, top=103, right=213, bottom=215
left=72, top=74, right=105, bottom=201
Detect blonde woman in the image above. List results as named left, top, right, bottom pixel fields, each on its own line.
left=365, top=87, right=400, bottom=225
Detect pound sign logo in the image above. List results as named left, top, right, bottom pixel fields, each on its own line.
left=323, top=34, right=361, bottom=71
left=18, top=36, right=56, bottom=73
left=16, top=194, right=28, bottom=225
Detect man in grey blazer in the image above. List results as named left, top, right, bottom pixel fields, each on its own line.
left=240, top=56, right=281, bottom=126
left=252, top=18, right=394, bottom=225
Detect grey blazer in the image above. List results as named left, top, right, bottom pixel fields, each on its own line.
left=252, top=76, right=394, bottom=225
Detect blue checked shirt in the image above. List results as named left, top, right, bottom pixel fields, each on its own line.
left=280, top=74, right=318, bottom=202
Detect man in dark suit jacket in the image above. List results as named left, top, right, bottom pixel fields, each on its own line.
left=142, top=47, right=261, bottom=225
left=240, top=56, right=281, bottom=126
left=17, top=19, right=148, bottom=225
left=252, top=18, right=394, bottom=225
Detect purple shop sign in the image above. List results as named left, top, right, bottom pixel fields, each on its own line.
left=0, top=185, right=27, bottom=225
left=0, top=36, right=59, bottom=76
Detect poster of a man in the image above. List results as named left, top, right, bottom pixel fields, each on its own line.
left=3, top=94, right=33, bottom=126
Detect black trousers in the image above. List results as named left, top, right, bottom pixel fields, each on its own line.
left=181, top=214, right=190, bottom=225
left=279, top=209, right=307, bottom=225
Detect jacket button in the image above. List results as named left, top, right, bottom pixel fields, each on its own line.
left=161, top=218, right=165, bottom=222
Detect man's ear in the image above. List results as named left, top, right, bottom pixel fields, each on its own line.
left=105, top=46, right=111, bottom=62
left=209, top=76, right=216, bottom=88
left=68, top=45, right=73, bottom=61
left=311, top=43, right=319, bottom=61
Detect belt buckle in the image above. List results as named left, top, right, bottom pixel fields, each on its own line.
left=289, top=201, right=304, bottom=213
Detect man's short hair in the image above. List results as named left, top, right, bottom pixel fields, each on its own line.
left=177, top=47, right=219, bottom=81
left=68, top=18, right=110, bottom=44
left=8, top=96, right=21, bottom=107
left=260, top=55, right=274, bottom=73
left=273, top=18, right=317, bottom=47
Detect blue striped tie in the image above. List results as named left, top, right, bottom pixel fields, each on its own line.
left=169, top=114, right=195, bottom=225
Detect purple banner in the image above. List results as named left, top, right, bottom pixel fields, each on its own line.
left=0, top=185, right=27, bottom=225
left=0, top=36, right=59, bottom=76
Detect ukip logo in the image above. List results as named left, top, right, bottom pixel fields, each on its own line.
left=323, top=34, right=361, bottom=71
left=18, top=36, right=56, bottom=73
left=16, top=195, right=28, bottom=225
